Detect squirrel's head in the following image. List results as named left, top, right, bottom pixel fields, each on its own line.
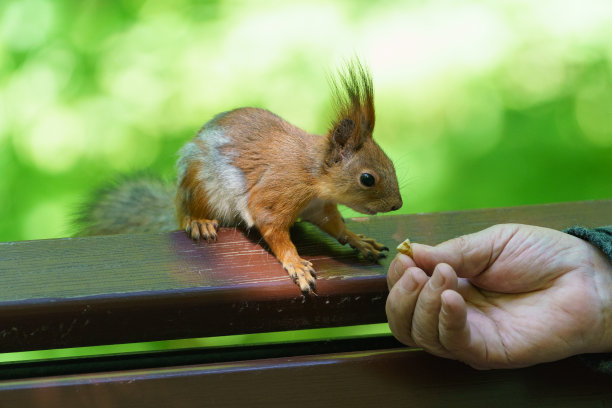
left=320, top=59, right=402, bottom=215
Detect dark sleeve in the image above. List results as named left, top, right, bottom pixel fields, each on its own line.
left=564, top=225, right=612, bottom=374
left=564, top=226, right=612, bottom=262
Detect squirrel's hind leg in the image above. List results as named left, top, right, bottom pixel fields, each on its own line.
left=176, top=162, right=220, bottom=243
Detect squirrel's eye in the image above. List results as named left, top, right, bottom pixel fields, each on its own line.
left=360, top=173, right=375, bottom=187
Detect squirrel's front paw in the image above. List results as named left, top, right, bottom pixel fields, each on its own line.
left=283, top=259, right=317, bottom=295
left=183, top=216, right=219, bottom=243
left=348, top=233, right=389, bottom=261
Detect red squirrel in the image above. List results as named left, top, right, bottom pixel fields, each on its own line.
left=79, top=59, right=403, bottom=294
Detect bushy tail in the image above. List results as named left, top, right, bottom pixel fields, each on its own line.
left=76, top=176, right=177, bottom=236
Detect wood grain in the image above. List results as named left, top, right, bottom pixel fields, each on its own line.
left=0, top=200, right=610, bottom=352
left=1, top=348, right=610, bottom=407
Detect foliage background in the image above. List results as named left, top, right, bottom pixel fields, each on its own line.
left=0, top=0, right=610, bottom=243
left=0, top=0, right=611, bottom=364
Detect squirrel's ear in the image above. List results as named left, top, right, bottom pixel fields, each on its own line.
left=331, top=115, right=371, bottom=152
left=326, top=117, right=370, bottom=165
left=327, top=58, right=375, bottom=164
left=332, top=118, right=355, bottom=147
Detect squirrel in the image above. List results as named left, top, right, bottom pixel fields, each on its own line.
left=78, top=59, right=403, bottom=294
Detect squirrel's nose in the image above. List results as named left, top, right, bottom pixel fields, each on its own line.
left=390, top=199, right=403, bottom=212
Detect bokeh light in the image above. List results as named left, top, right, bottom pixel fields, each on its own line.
left=0, top=0, right=610, bottom=241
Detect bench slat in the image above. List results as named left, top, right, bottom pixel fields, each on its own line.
left=1, top=200, right=610, bottom=352
left=1, top=348, right=610, bottom=407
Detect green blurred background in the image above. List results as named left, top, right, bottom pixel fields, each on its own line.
left=0, top=0, right=610, bottom=242
left=0, top=0, right=611, bottom=363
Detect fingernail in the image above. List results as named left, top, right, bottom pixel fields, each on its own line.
left=391, top=258, right=404, bottom=280
left=400, top=270, right=418, bottom=292
left=396, top=253, right=412, bottom=267
left=430, top=269, right=445, bottom=290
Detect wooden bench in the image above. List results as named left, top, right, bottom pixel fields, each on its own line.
left=1, top=200, right=610, bottom=407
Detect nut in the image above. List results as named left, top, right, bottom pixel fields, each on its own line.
left=396, top=238, right=413, bottom=257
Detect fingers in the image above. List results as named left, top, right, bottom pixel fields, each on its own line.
left=410, top=264, right=458, bottom=357
left=386, top=261, right=485, bottom=364
left=411, top=239, right=489, bottom=279
left=386, top=257, right=496, bottom=368
left=387, top=253, right=416, bottom=290
left=386, top=263, right=459, bottom=356
left=409, top=225, right=517, bottom=278
left=386, top=267, right=429, bottom=346
left=438, top=289, right=472, bottom=355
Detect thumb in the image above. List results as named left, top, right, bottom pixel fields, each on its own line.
left=411, top=225, right=516, bottom=278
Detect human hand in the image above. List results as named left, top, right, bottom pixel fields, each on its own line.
left=386, top=224, right=612, bottom=369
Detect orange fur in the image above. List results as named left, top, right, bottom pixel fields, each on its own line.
left=258, top=223, right=316, bottom=293
left=175, top=59, right=402, bottom=294
left=176, top=160, right=215, bottom=224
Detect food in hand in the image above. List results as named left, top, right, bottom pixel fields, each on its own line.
left=397, top=238, right=413, bottom=257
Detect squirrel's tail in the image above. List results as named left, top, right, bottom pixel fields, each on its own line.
left=76, top=176, right=177, bottom=236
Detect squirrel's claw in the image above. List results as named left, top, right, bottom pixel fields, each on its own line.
left=284, top=259, right=317, bottom=295
left=346, top=232, right=388, bottom=263
left=183, top=216, right=219, bottom=243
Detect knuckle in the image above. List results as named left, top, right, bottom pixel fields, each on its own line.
left=447, top=235, right=471, bottom=272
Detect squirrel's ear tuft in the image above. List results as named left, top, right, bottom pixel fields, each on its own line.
left=327, top=57, right=375, bottom=151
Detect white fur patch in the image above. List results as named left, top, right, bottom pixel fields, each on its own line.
left=177, top=125, right=254, bottom=227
